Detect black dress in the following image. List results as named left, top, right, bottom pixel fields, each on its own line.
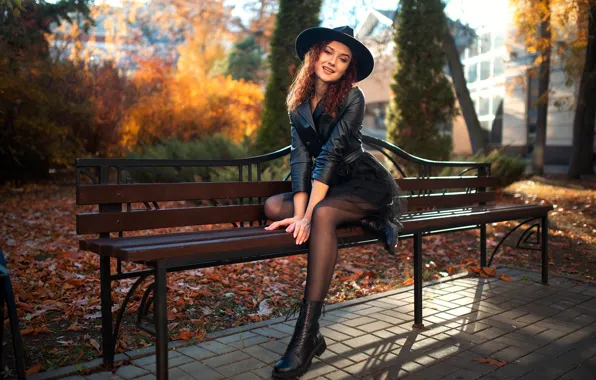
left=310, top=99, right=405, bottom=230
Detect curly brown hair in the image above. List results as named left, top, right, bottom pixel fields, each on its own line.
left=286, top=40, right=358, bottom=118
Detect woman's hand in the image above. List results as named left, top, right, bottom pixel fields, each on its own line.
left=292, top=217, right=311, bottom=245
left=264, top=216, right=311, bottom=245
left=264, top=216, right=300, bottom=232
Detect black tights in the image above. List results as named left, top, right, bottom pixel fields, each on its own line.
left=264, top=192, right=378, bottom=302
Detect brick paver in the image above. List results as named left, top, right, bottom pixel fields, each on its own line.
left=31, top=267, right=596, bottom=380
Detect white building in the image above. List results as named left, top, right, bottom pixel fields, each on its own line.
left=356, top=6, right=584, bottom=165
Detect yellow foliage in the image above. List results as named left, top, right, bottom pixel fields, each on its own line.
left=121, top=62, right=263, bottom=149
left=510, top=0, right=595, bottom=79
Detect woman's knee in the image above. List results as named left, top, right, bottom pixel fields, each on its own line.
left=312, top=202, right=335, bottom=226
left=264, top=193, right=292, bottom=220
left=264, top=196, right=280, bottom=220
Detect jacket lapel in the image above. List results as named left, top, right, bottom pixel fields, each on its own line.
left=296, top=101, right=316, bottom=133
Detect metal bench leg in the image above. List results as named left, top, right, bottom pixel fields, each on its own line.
left=541, top=216, right=549, bottom=285
left=154, top=260, right=169, bottom=380
left=0, top=251, right=26, bottom=380
left=480, top=224, right=487, bottom=267
left=100, top=256, right=115, bottom=368
left=6, top=284, right=26, bottom=380
left=0, top=275, right=5, bottom=378
left=413, top=232, right=424, bottom=329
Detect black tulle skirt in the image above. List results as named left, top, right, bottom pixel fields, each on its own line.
left=326, top=149, right=406, bottom=229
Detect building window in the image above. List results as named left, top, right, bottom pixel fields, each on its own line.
left=480, top=32, right=491, bottom=54
left=493, top=57, right=504, bottom=77
left=369, top=103, right=386, bottom=130
left=480, top=60, right=491, bottom=80
left=468, top=40, right=478, bottom=58
left=494, top=31, right=505, bottom=49
left=479, top=95, right=490, bottom=116
left=468, top=62, right=478, bottom=83
left=369, top=22, right=390, bottom=36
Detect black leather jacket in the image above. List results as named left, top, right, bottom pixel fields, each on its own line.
left=289, top=87, right=366, bottom=194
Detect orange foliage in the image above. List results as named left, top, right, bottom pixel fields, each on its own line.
left=117, top=0, right=263, bottom=149
left=121, top=61, right=263, bottom=148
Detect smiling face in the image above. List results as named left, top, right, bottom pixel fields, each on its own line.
left=314, top=40, right=352, bottom=83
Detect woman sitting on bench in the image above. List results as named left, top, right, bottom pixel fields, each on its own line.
left=263, top=25, right=406, bottom=379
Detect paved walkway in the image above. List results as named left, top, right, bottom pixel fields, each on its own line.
left=32, top=266, right=596, bottom=380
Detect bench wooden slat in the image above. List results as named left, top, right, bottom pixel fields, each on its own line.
left=79, top=204, right=552, bottom=262
left=80, top=226, right=285, bottom=255
left=77, top=177, right=498, bottom=205
left=405, top=191, right=496, bottom=209
left=77, top=182, right=292, bottom=205
left=397, top=177, right=498, bottom=191
left=77, top=191, right=497, bottom=234
left=76, top=205, right=266, bottom=234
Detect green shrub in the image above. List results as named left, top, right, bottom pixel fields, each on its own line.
left=125, top=135, right=250, bottom=183
left=440, top=149, right=527, bottom=188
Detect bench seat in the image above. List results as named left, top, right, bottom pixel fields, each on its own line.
left=81, top=203, right=552, bottom=264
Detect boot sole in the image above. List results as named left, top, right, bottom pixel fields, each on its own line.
left=272, top=338, right=327, bottom=379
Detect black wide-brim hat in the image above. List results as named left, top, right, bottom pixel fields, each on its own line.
left=295, top=25, right=374, bottom=82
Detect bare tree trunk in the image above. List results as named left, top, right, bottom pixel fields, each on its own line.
left=443, top=26, right=485, bottom=153
left=568, top=3, right=596, bottom=179
left=532, top=0, right=551, bottom=175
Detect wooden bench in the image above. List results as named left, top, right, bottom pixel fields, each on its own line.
left=75, top=136, right=553, bottom=379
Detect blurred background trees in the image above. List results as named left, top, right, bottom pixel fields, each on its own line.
left=255, top=0, right=322, bottom=154
left=385, top=0, right=457, bottom=162
left=1, top=0, right=594, bottom=184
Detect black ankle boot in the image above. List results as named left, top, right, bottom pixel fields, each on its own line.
left=272, top=299, right=327, bottom=379
left=360, top=216, right=399, bottom=255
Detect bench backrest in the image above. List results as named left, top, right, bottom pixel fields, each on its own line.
left=75, top=176, right=498, bottom=235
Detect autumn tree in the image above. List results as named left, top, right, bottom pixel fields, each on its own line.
left=569, top=1, right=596, bottom=178
left=0, top=0, right=96, bottom=183
left=511, top=0, right=596, bottom=176
left=443, top=20, right=486, bottom=153
left=386, top=0, right=457, bottom=163
left=511, top=0, right=552, bottom=174
left=121, top=11, right=265, bottom=149
left=255, top=0, right=322, bottom=154
left=229, top=0, right=278, bottom=51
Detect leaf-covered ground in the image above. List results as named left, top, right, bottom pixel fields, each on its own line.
left=0, top=174, right=594, bottom=376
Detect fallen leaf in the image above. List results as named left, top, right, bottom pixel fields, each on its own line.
left=258, top=299, right=273, bottom=316
left=499, top=273, right=513, bottom=282
left=66, top=279, right=84, bottom=287
left=340, top=273, right=361, bottom=282
left=26, top=363, right=42, bottom=376
left=472, top=357, right=507, bottom=368
left=468, top=266, right=497, bottom=278
left=89, top=338, right=101, bottom=353
left=65, top=325, right=85, bottom=332
left=402, top=278, right=414, bottom=286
